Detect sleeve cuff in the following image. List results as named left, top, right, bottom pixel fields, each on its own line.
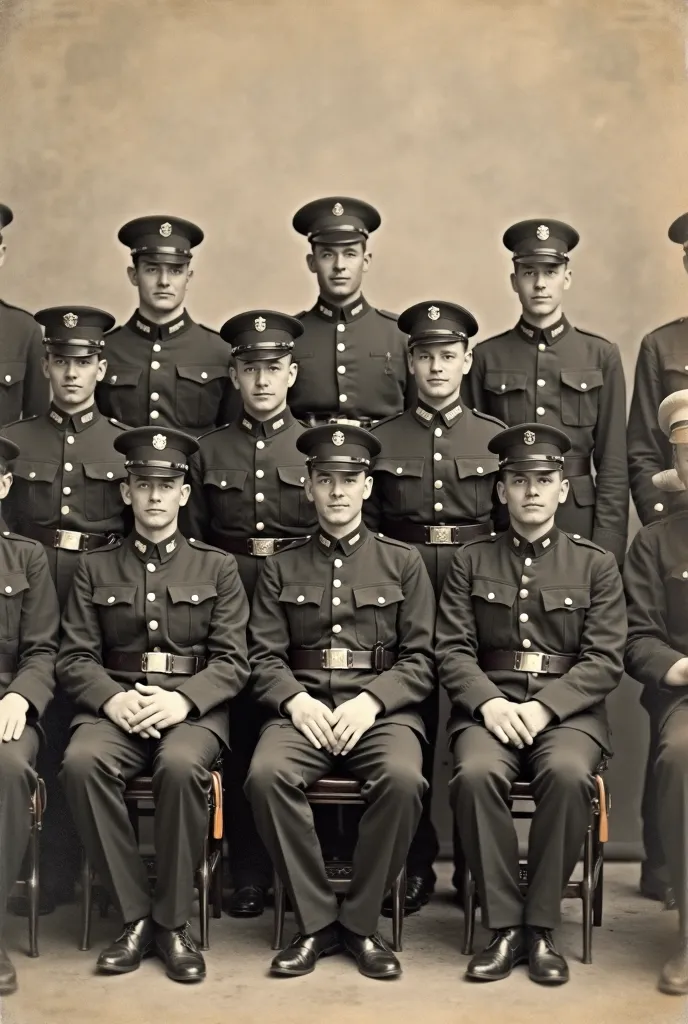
left=460, top=676, right=506, bottom=719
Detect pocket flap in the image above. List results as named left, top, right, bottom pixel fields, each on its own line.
left=541, top=586, right=591, bottom=612
left=560, top=368, right=604, bottom=392
left=353, top=583, right=404, bottom=608
left=373, top=457, right=424, bottom=479
left=93, top=584, right=137, bottom=607
left=203, top=469, right=247, bottom=491
left=670, top=566, right=688, bottom=582
left=279, top=584, right=324, bottom=605
left=105, top=368, right=142, bottom=387
left=471, top=577, right=517, bottom=607
left=277, top=466, right=307, bottom=488
left=83, top=462, right=127, bottom=482
left=176, top=365, right=228, bottom=385
left=454, top=456, right=499, bottom=479
left=664, top=359, right=688, bottom=375
left=0, top=362, right=26, bottom=387
left=484, top=370, right=527, bottom=394
left=11, top=459, right=59, bottom=484
left=168, top=584, right=217, bottom=605
left=0, top=572, right=29, bottom=598
left=569, top=475, right=596, bottom=507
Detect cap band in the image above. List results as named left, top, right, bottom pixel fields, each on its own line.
left=500, top=454, right=564, bottom=467
left=307, top=455, right=371, bottom=466
left=126, top=459, right=189, bottom=472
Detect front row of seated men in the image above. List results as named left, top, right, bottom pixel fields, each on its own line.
left=0, top=395, right=687, bottom=996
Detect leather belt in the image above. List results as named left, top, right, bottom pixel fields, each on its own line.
left=480, top=650, right=576, bottom=674
left=289, top=646, right=396, bottom=672
left=383, top=521, right=492, bottom=545
left=218, top=535, right=310, bottom=557
left=106, top=652, right=206, bottom=675
left=0, top=654, right=17, bottom=673
left=305, top=415, right=378, bottom=430
left=23, top=523, right=116, bottom=552
left=563, top=456, right=591, bottom=477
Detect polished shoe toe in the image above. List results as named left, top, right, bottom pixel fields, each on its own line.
left=341, top=928, right=401, bottom=979
left=96, top=917, right=154, bottom=974
left=0, top=947, right=17, bottom=995
left=466, top=927, right=527, bottom=982
left=526, top=927, right=569, bottom=985
left=154, top=923, right=206, bottom=983
left=381, top=874, right=433, bottom=918
left=271, top=924, right=342, bottom=977
left=226, top=885, right=266, bottom=918
left=658, top=942, right=688, bottom=995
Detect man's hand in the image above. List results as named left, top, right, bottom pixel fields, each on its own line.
left=285, top=692, right=337, bottom=751
left=664, top=658, right=688, bottom=687
left=515, top=700, right=554, bottom=739
left=331, top=693, right=383, bottom=755
left=481, top=697, right=533, bottom=748
left=0, top=693, right=29, bottom=742
left=103, top=691, right=149, bottom=734
left=127, top=683, right=193, bottom=734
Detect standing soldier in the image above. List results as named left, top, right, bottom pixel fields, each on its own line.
left=288, top=197, right=413, bottom=427
left=465, top=219, right=628, bottom=567
left=95, top=216, right=236, bottom=435
left=3, top=306, right=129, bottom=917
left=184, top=310, right=316, bottom=918
left=437, top=423, right=625, bottom=985
left=0, top=204, right=49, bottom=424
left=58, top=427, right=250, bottom=983
left=366, top=300, right=505, bottom=916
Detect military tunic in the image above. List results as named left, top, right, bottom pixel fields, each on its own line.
left=436, top=525, right=625, bottom=928
left=465, top=315, right=628, bottom=564
left=245, top=524, right=435, bottom=936
left=288, top=296, right=413, bottom=424
left=58, top=529, right=250, bottom=930
left=95, top=310, right=237, bottom=435
left=0, top=300, right=49, bottom=425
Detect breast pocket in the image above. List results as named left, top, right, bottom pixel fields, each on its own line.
left=167, top=584, right=218, bottom=647
left=0, top=362, right=26, bottom=423
left=175, top=366, right=228, bottom=429
left=278, top=584, right=324, bottom=647
left=353, top=583, right=404, bottom=648
left=470, top=577, right=517, bottom=643
left=203, top=469, right=247, bottom=521
left=484, top=370, right=528, bottom=424
left=663, top=359, right=688, bottom=395
left=99, top=368, right=143, bottom=422
left=0, top=572, right=29, bottom=640
left=560, top=369, right=604, bottom=427
left=10, top=459, right=59, bottom=519
left=541, top=586, right=591, bottom=649
left=666, top=566, right=688, bottom=639
left=93, top=584, right=138, bottom=646
left=82, top=463, right=127, bottom=522
left=277, top=466, right=310, bottom=528
left=454, top=457, right=499, bottom=521
left=373, top=458, right=425, bottom=516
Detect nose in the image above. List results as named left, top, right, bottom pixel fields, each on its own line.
left=429, top=355, right=443, bottom=373
left=525, top=479, right=540, bottom=497
left=254, top=368, right=268, bottom=387
left=330, top=479, right=345, bottom=498
left=157, top=267, right=170, bottom=286
left=332, top=251, right=345, bottom=271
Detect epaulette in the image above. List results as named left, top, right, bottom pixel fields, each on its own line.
left=649, top=316, right=687, bottom=333
left=574, top=327, right=611, bottom=344
left=269, top=536, right=312, bottom=556
left=187, top=536, right=237, bottom=556
left=85, top=536, right=123, bottom=554
left=0, top=529, right=40, bottom=547
left=462, top=532, right=500, bottom=549
left=196, top=422, right=232, bottom=442
left=2, top=414, right=40, bottom=431
left=472, top=408, right=507, bottom=428
left=0, top=298, right=32, bottom=317
left=566, top=532, right=607, bottom=554
left=476, top=329, right=512, bottom=346
left=107, top=418, right=131, bottom=431
left=372, top=532, right=411, bottom=551
left=370, top=411, right=405, bottom=432
left=376, top=309, right=399, bottom=322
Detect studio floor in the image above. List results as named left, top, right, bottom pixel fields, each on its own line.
left=2, top=862, right=685, bottom=1024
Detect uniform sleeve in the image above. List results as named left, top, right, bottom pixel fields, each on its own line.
left=247, top=554, right=308, bottom=712
left=624, top=528, right=683, bottom=688
left=591, top=343, right=629, bottom=564
left=22, top=321, right=50, bottom=418
left=627, top=335, right=672, bottom=525
left=177, top=555, right=250, bottom=716
left=363, top=546, right=436, bottom=712
left=435, top=546, right=505, bottom=716
left=535, top=551, right=626, bottom=720
left=7, top=544, right=59, bottom=717
left=179, top=450, right=210, bottom=541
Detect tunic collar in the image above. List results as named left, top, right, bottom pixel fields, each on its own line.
left=317, top=522, right=368, bottom=556
left=238, top=407, right=295, bottom=438
left=313, top=295, right=371, bottom=324
left=128, top=309, right=192, bottom=341
left=130, top=528, right=182, bottom=563
left=508, top=523, right=560, bottom=558
left=412, top=395, right=464, bottom=429
left=48, top=401, right=101, bottom=433
left=516, top=313, right=571, bottom=347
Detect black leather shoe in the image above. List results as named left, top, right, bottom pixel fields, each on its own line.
left=340, top=927, right=401, bottom=979
left=0, top=946, right=17, bottom=995
left=226, top=884, right=266, bottom=918
left=659, top=939, right=688, bottom=994
left=381, top=874, right=433, bottom=918
left=270, top=924, right=342, bottom=977
left=526, top=927, right=569, bottom=985
left=96, top=917, right=155, bottom=974
left=466, top=927, right=527, bottom=982
left=154, top=923, right=206, bottom=983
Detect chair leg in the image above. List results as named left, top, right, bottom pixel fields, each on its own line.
left=593, top=853, right=604, bottom=927
left=391, top=867, right=406, bottom=953
left=80, top=855, right=93, bottom=952
left=212, top=843, right=223, bottom=919
left=272, top=871, right=286, bottom=951
left=198, top=836, right=210, bottom=952
left=27, top=822, right=39, bottom=958
left=581, top=827, right=594, bottom=965
left=461, top=866, right=476, bottom=956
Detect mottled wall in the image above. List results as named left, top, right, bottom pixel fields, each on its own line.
left=2, top=0, right=686, bottom=853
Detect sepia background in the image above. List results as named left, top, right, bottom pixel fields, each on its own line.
left=1, top=0, right=688, bottom=857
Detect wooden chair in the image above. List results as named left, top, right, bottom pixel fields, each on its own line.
left=272, top=775, right=406, bottom=953
left=80, top=759, right=224, bottom=952
left=461, top=765, right=610, bottom=965
left=10, top=776, right=47, bottom=958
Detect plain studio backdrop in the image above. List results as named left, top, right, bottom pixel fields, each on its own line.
left=1, top=0, right=688, bottom=855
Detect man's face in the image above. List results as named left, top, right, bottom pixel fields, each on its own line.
left=43, top=354, right=106, bottom=407
left=510, top=262, right=571, bottom=318
left=306, top=242, right=370, bottom=302
left=229, top=355, right=297, bottom=418
left=127, top=258, right=192, bottom=314
left=496, top=469, right=569, bottom=527
left=305, top=468, right=372, bottom=529
left=409, top=342, right=472, bottom=403
left=121, top=473, right=190, bottom=533
left=0, top=469, right=12, bottom=502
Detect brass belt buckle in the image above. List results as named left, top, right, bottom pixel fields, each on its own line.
left=427, top=526, right=454, bottom=545
left=322, top=648, right=353, bottom=669
left=142, top=651, right=173, bottom=673
left=56, top=529, right=86, bottom=551
left=250, top=538, right=276, bottom=556
left=514, top=651, right=546, bottom=673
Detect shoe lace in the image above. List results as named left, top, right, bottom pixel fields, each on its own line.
left=177, top=924, right=198, bottom=953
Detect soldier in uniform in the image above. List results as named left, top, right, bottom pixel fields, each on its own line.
left=624, top=389, right=688, bottom=995
left=436, top=424, right=625, bottom=985
left=95, top=216, right=236, bottom=435
left=0, top=204, right=49, bottom=424
left=365, top=300, right=505, bottom=916
left=0, top=435, right=59, bottom=995
left=465, top=219, right=628, bottom=567
left=58, top=427, right=250, bottom=983
left=184, top=310, right=316, bottom=918
left=245, top=425, right=435, bottom=979
left=2, top=306, right=129, bottom=916
left=288, top=197, right=413, bottom=426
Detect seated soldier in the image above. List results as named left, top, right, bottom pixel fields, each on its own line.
left=436, top=424, right=625, bottom=985
left=58, top=427, right=250, bottom=983
left=245, top=425, right=435, bottom=979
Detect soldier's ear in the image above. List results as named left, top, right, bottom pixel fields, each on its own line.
left=126, top=265, right=138, bottom=288
left=304, top=473, right=315, bottom=502
left=558, top=476, right=570, bottom=504
left=306, top=252, right=316, bottom=275
left=0, top=242, right=6, bottom=268
left=185, top=267, right=194, bottom=285
left=96, top=357, right=108, bottom=382
left=362, top=249, right=372, bottom=273
left=41, top=356, right=50, bottom=381
left=0, top=471, right=12, bottom=502
left=179, top=482, right=191, bottom=506
left=363, top=475, right=374, bottom=499
left=287, top=359, right=299, bottom=387
left=496, top=479, right=508, bottom=505
left=229, top=365, right=240, bottom=390
left=120, top=481, right=132, bottom=506
left=509, top=271, right=518, bottom=294
left=407, top=351, right=415, bottom=375
left=462, top=348, right=474, bottom=376
left=563, top=265, right=572, bottom=291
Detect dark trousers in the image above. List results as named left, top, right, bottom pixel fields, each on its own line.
left=450, top=724, right=600, bottom=929
left=60, top=721, right=220, bottom=930
left=655, top=707, right=688, bottom=927
left=641, top=715, right=666, bottom=883
left=35, top=690, right=81, bottom=896
left=245, top=720, right=425, bottom=936
left=227, top=688, right=273, bottom=889
left=0, top=728, right=40, bottom=926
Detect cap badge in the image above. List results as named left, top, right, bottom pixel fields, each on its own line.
left=524, top=430, right=536, bottom=445
left=332, top=202, right=344, bottom=217
left=254, top=316, right=266, bottom=332
left=63, top=312, right=79, bottom=328
left=536, top=224, right=550, bottom=241
left=332, top=430, right=345, bottom=446
left=427, top=305, right=440, bottom=321
left=159, top=222, right=172, bottom=237
left=152, top=433, right=167, bottom=451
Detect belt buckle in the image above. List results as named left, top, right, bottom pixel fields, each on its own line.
left=514, top=651, right=545, bottom=673
left=322, top=648, right=353, bottom=670
left=56, top=529, right=85, bottom=551
left=250, top=538, right=276, bottom=557
left=428, top=526, right=454, bottom=545
left=142, top=651, right=173, bottom=673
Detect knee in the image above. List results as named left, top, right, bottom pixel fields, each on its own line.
left=449, top=754, right=508, bottom=803
left=375, top=761, right=425, bottom=804
left=657, top=734, right=688, bottom=780
left=533, top=751, right=592, bottom=798
left=244, top=753, right=298, bottom=804
left=0, top=742, right=33, bottom=790
left=60, top=742, right=101, bottom=788
left=153, top=751, right=205, bottom=792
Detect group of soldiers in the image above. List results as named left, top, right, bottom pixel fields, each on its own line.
left=0, top=195, right=686, bottom=995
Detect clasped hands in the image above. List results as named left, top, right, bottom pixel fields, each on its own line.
left=480, top=696, right=553, bottom=748
left=103, top=684, right=193, bottom=738
left=285, top=691, right=383, bottom=754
